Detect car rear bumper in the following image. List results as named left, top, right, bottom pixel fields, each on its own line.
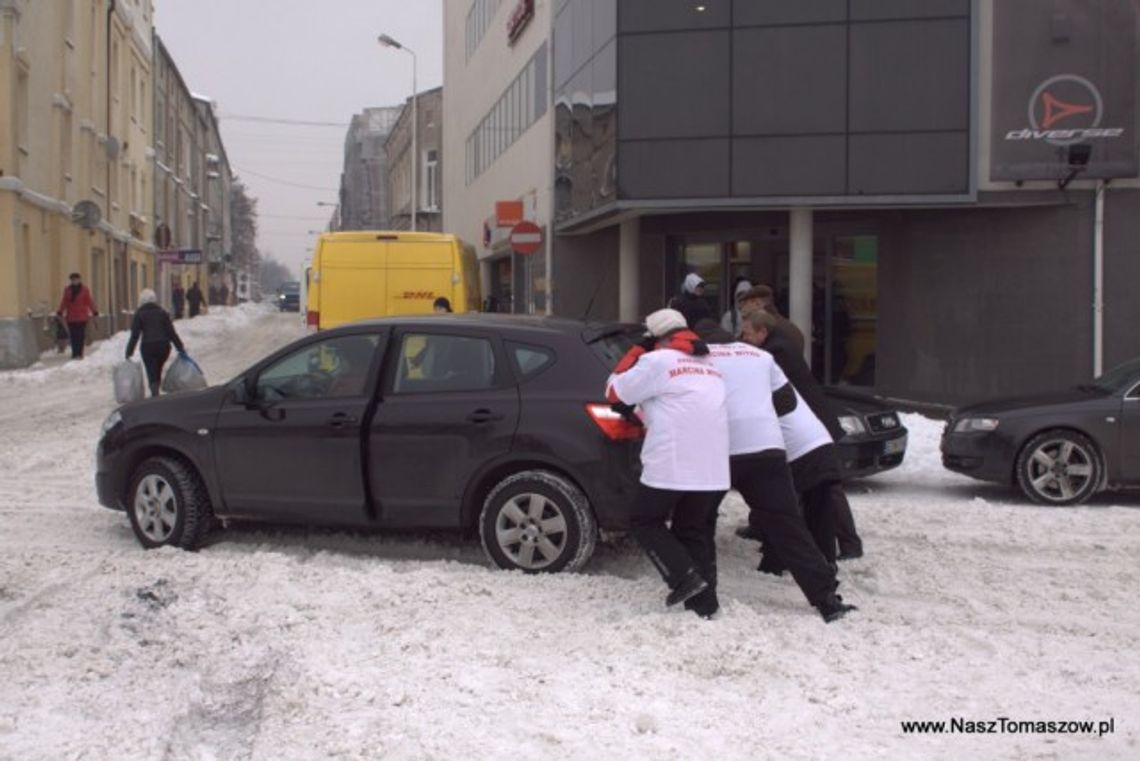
left=836, top=429, right=907, bottom=479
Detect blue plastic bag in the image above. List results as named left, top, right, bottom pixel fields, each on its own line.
left=161, top=352, right=207, bottom=393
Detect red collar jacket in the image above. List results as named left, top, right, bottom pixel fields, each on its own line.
left=58, top=285, right=98, bottom=324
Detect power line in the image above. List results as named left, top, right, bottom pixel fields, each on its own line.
left=258, top=214, right=333, bottom=221
left=221, top=113, right=349, bottom=128
left=233, top=165, right=339, bottom=192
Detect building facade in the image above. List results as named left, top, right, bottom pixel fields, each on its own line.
left=338, top=106, right=402, bottom=230
left=193, top=95, right=232, bottom=304
left=0, top=0, right=156, bottom=368
left=443, top=0, right=553, bottom=314
left=443, top=0, right=1140, bottom=405
left=386, top=86, right=444, bottom=232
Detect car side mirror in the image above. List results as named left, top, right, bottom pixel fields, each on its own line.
left=229, top=378, right=253, bottom=407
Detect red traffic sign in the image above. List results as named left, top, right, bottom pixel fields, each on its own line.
left=509, top=221, right=543, bottom=255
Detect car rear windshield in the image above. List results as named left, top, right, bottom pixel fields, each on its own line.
left=587, top=327, right=642, bottom=370
left=1093, top=356, right=1140, bottom=393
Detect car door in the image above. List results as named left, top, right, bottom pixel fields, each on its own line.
left=368, top=328, right=519, bottom=527
left=1120, top=381, right=1140, bottom=481
left=211, top=331, right=385, bottom=524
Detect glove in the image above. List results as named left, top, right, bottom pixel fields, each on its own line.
left=610, top=402, right=642, bottom=426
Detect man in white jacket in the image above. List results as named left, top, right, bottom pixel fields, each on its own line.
left=606, top=309, right=730, bottom=617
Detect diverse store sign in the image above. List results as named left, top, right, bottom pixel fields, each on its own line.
left=156, top=249, right=203, bottom=264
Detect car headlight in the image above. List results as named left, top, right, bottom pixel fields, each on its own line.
left=838, top=415, right=866, bottom=436
left=953, top=416, right=1000, bottom=433
left=100, top=409, right=123, bottom=437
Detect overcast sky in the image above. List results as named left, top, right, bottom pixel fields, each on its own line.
left=157, top=0, right=443, bottom=275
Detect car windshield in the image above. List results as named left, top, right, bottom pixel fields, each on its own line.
left=1091, top=357, right=1140, bottom=393
left=280, top=282, right=300, bottom=294
left=588, top=327, right=642, bottom=369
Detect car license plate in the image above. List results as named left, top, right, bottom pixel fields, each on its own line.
left=884, top=436, right=906, bottom=455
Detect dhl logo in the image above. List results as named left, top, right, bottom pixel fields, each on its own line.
left=400, top=291, right=435, bottom=299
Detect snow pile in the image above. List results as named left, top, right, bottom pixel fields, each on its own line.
left=0, top=311, right=1137, bottom=760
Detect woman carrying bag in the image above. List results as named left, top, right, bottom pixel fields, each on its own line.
left=126, top=289, right=185, bottom=397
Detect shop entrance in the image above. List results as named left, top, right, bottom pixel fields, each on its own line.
left=669, top=231, right=879, bottom=387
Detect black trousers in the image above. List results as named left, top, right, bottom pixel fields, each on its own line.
left=140, top=342, right=172, bottom=396
left=833, top=490, right=863, bottom=556
left=790, top=444, right=846, bottom=565
left=731, top=452, right=837, bottom=606
left=630, top=484, right=724, bottom=594
left=67, top=322, right=87, bottom=359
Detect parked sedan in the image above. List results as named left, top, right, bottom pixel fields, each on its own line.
left=941, top=357, right=1140, bottom=505
left=825, top=387, right=908, bottom=479
left=97, top=316, right=644, bottom=572
left=277, top=281, right=301, bottom=312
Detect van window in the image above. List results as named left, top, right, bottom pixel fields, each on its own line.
left=507, top=341, right=555, bottom=378
left=257, top=335, right=380, bottom=401
left=393, top=334, right=497, bottom=394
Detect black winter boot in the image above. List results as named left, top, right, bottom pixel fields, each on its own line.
left=815, top=594, right=857, bottom=623
left=665, top=570, right=708, bottom=607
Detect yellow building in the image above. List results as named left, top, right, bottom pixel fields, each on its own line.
left=0, top=0, right=155, bottom=368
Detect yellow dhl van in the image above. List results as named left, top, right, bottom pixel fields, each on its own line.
left=306, top=231, right=480, bottom=330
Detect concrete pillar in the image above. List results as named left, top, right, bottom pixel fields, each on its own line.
left=619, top=218, right=640, bottom=322
left=789, top=207, right=813, bottom=363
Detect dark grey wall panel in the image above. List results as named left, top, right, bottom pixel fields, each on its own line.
left=850, top=0, right=968, bottom=20
left=732, top=136, right=846, bottom=196
left=849, top=133, right=968, bottom=194
left=735, top=0, right=847, bottom=26
left=849, top=19, right=970, bottom=132
left=618, top=139, right=730, bottom=198
left=619, top=0, right=730, bottom=33
left=876, top=203, right=1093, bottom=405
left=618, top=31, right=730, bottom=139
left=1103, top=189, right=1140, bottom=368
left=552, top=227, right=620, bottom=321
left=733, top=26, right=847, bottom=135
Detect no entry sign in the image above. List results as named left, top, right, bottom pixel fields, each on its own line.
left=509, top=221, right=543, bottom=255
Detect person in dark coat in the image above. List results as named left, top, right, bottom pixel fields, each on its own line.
left=126, top=289, right=185, bottom=397
left=57, top=272, right=99, bottom=359
left=742, top=310, right=865, bottom=562
left=171, top=283, right=185, bottom=319
left=668, top=273, right=715, bottom=329
left=739, top=284, right=806, bottom=357
left=186, top=282, right=204, bottom=318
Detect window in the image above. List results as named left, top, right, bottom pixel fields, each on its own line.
left=508, top=342, right=555, bottom=378
left=393, top=334, right=497, bottom=394
left=257, top=334, right=380, bottom=401
left=425, top=149, right=439, bottom=210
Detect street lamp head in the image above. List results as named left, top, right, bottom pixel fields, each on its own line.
left=378, top=34, right=403, bottom=50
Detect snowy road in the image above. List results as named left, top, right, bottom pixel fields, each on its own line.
left=1, top=307, right=1137, bottom=760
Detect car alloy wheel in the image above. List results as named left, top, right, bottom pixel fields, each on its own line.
left=1016, top=430, right=1101, bottom=506
left=480, top=470, right=597, bottom=573
left=127, top=456, right=214, bottom=550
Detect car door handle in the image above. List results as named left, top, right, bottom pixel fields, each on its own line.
left=467, top=409, right=504, bottom=424
left=327, top=412, right=358, bottom=429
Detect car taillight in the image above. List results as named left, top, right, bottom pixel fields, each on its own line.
left=306, top=310, right=319, bottom=328
left=586, top=403, right=644, bottom=441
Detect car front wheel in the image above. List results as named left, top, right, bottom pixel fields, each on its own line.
left=479, top=470, right=597, bottom=573
left=127, top=457, right=213, bottom=549
left=1015, top=430, right=1102, bottom=506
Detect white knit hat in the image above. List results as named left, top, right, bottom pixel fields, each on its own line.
left=682, top=272, right=705, bottom=294
left=138, top=288, right=157, bottom=305
left=645, top=308, right=688, bottom=337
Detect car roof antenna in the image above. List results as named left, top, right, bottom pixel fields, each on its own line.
left=581, top=269, right=607, bottom=323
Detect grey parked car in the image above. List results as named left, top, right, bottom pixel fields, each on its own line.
left=941, top=357, right=1140, bottom=505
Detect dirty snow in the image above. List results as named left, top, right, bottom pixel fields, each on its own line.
left=0, top=307, right=1137, bottom=760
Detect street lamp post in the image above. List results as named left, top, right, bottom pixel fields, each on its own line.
left=378, top=33, right=417, bottom=232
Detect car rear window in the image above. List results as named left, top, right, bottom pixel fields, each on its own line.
left=507, top=341, right=555, bottom=378
left=588, top=328, right=642, bottom=370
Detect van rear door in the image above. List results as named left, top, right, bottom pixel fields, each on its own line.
left=320, top=239, right=388, bottom=329
left=387, top=239, right=455, bottom=315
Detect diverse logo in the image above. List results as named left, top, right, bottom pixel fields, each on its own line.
left=1005, top=74, right=1125, bottom=146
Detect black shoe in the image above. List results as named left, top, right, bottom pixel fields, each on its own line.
left=815, top=594, right=857, bottom=623
left=838, top=547, right=864, bottom=561
left=665, top=571, right=708, bottom=607
left=684, top=589, right=720, bottom=619
left=757, top=558, right=785, bottom=577
left=735, top=525, right=763, bottom=542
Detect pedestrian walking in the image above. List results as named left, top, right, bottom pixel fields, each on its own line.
left=695, top=319, right=854, bottom=622
left=741, top=310, right=864, bottom=563
left=186, top=281, right=204, bottom=318
left=605, top=308, right=730, bottom=618
left=668, top=273, right=715, bottom=329
left=172, top=282, right=185, bottom=319
left=56, top=272, right=99, bottom=359
left=125, top=289, right=185, bottom=397
left=719, top=278, right=753, bottom=337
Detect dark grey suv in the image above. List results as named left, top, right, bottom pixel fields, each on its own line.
left=96, top=316, right=644, bottom=572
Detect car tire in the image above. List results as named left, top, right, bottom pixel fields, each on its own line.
left=479, top=470, right=597, bottom=573
left=127, top=457, right=213, bottom=550
left=1015, top=430, right=1102, bottom=506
